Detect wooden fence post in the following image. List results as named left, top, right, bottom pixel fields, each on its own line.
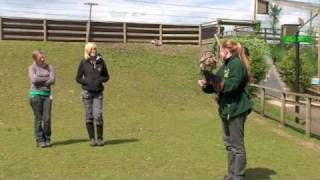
left=280, top=93, right=286, bottom=126
left=86, top=21, right=90, bottom=43
left=159, top=24, right=163, bottom=44
left=217, top=19, right=221, bottom=37
left=264, top=28, right=267, bottom=42
left=43, top=19, right=47, bottom=41
left=123, top=23, right=127, bottom=43
left=198, top=24, right=202, bottom=46
left=0, top=17, right=2, bottom=40
left=261, top=87, right=265, bottom=116
left=305, top=97, right=311, bottom=138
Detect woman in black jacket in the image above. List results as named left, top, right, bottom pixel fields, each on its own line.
left=76, top=42, right=110, bottom=146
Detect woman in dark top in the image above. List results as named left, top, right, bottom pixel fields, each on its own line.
left=76, top=42, right=110, bottom=147
left=198, top=39, right=252, bottom=180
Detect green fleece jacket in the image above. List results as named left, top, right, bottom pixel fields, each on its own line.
left=202, top=56, right=252, bottom=121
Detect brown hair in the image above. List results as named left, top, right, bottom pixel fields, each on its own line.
left=32, top=50, right=43, bottom=60
left=221, top=39, right=253, bottom=82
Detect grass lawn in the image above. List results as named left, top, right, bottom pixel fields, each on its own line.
left=0, top=40, right=320, bottom=180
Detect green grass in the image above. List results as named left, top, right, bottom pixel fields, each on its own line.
left=1, top=40, right=320, bottom=180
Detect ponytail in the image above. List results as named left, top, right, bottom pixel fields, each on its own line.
left=221, top=39, right=253, bottom=83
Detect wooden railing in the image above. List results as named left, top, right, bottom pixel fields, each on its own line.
left=0, top=17, right=219, bottom=46
left=224, top=27, right=281, bottom=43
left=250, top=84, right=320, bottom=138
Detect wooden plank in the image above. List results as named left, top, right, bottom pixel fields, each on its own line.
left=162, top=40, right=198, bottom=43
left=2, top=22, right=43, bottom=27
left=92, top=26, right=123, bottom=30
left=202, top=26, right=215, bottom=30
left=162, top=34, right=198, bottom=37
left=91, top=37, right=123, bottom=42
left=127, top=33, right=159, bottom=37
left=127, top=27, right=159, bottom=31
left=86, top=21, right=90, bottom=43
left=123, top=23, right=127, bottom=43
left=3, top=34, right=43, bottom=40
left=198, top=25, right=202, bottom=46
left=159, top=24, right=163, bottom=44
left=43, top=19, right=47, bottom=41
left=3, top=28, right=43, bottom=33
left=0, top=17, right=2, bottom=40
left=261, top=87, right=265, bottom=116
left=318, top=12, right=320, bottom=93
left=3, top=18, right=42, bottom=23
left=47, top=24, right=86, bottom=29
left=92, top=31, right=123, bottom=36
left=48, top=30, right=86, bottom=35
left=280, top=93, right=286, bottom=126
left=127, top=39, right=151, bottom=43
left=305, top=97, right=311, bottom=138
left=162, top=28, right=198, bottom=32
left=48, top=36, right=86, bottom=41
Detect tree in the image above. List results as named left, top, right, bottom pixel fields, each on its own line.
left=269, top=4, right=282, bottom=42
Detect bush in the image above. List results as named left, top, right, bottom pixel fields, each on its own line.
left=270, top=44, right=286, bottom=63
left=220, top=36, right=269, bottom=83
left=277, top=47, right=313, bottom=92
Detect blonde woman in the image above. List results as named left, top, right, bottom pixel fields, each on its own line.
left=198, top=39, right=252, bottom=180
left=76, top=42, right=110, bottom=147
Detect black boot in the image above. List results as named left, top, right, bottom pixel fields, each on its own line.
left=96, top=124, right=104, bottom=146
left=86, top=122, right=96, bottom=146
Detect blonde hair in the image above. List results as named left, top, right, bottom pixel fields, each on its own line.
left=221, top=39, right=253, bottom=82
left=84, top=42, right=97, bottom=59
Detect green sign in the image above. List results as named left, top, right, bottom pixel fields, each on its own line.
left=282, top=35, right=314, bottom=43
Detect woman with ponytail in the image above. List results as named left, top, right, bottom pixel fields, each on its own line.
left=198, top=39, right=252, bottom=180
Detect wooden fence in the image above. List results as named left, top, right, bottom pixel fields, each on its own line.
left=224, top=27, right=282, bottom=43
left=250, top=84, right=320, bottom=138
left=0, top=17, right=221, bottom=46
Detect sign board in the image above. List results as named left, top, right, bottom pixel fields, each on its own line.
left=281, top=24, right=299, bottom=36
left=282, top=35, right=314, bottom=43
left=311, top=78, right=320, bottom=85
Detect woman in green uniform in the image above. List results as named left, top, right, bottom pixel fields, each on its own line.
left=198, top=39, right=252, bottom=180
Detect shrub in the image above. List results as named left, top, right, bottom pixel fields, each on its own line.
left=277, top=47, right=313, bottom=91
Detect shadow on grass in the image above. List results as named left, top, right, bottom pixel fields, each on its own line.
left=246, top=168, right=276, bottom=180
left=51, top=138, right=139, bottom=147
left=105, top=138, right=139, bottom=145
left=51, top=139, right=89, bottom=146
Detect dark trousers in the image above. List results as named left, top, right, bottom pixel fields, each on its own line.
left=222, top=113, right=247, bottom=180
left=82, top=90, right=104, bottom=140
left=29, top=95, right=52, bottom=143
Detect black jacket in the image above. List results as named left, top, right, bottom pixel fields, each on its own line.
left=76, top=55, right=110, bottom=92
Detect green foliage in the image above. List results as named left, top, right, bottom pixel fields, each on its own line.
left=269, top=4, right=282, bottom=36
left=278, top=47, right=313, bottom=91
left=254, top=20, right=262, bottom=35
left=224, top=36, right=269, bottom=83
left=270, top=44, right=287, bottom=63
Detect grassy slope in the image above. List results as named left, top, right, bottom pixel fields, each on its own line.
left=0, top=41, right=319, bottom=180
